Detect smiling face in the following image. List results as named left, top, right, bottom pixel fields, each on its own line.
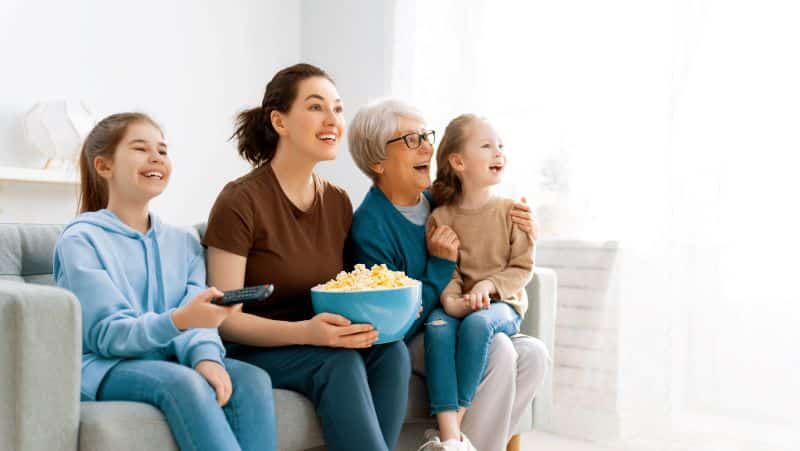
left=272, top=76, right=345, bottom=163
left=95, top=120, right=171, bottom=204
left=451, top=118, right=506, bottom=189
left=373, top=116, right=434, bottom=202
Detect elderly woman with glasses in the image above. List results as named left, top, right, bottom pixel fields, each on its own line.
left=346, top=99, right=551, bottom=451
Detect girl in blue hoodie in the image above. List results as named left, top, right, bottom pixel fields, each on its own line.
left=53, top=113, right=276, bottom=451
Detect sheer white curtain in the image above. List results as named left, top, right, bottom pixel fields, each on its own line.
left=392, top=1, right=800, bottom=449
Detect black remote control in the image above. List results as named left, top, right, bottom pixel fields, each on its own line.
left=211, top=284, right=274, bottom=306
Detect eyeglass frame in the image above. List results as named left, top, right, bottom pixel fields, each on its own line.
left=385, top=130, right=436, bottom=149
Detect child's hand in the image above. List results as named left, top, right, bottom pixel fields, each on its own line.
left=462, top=293, right=486, bottom=311
left=464, top=280, right=496, bottom=310
left=195, top=360, right=233, bottom=406
left=510, top=197, right=539, bottom=241
left=172, top=287, right=241, bottom=331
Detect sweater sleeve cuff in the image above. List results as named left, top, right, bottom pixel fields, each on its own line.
left=188, top=343, right=225, bottom=369
left=157, top=308, right=182, bottom=342
left=486, top=276, right=508, bottom=300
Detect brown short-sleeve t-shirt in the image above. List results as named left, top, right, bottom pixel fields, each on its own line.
left=203, top=164, right=352, bottom=321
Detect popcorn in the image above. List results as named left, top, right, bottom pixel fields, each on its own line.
left=316, top=264, right=419, bottom=291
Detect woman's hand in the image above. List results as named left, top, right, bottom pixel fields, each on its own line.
left=172, top=287, right=241, bottom=331
left=302, top=313, right=378, bottom=348
left=195, top=360, right=233, bottom=406
left=510, top=197, right=539, bottom=241
left=427, top=224, right=460, bottom=262
left=463, top=280, right=496, bottom=311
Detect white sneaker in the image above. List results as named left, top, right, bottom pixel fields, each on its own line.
left=441, top=432, right=477, bottom=451
left=423, top=429, right=441, bottom=442
left=417, top=429, right=445, bottom=451
left=459, top=432, right=477, bottom=451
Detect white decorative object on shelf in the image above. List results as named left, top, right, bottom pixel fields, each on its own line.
left=22, top=100, right=95, bottom=169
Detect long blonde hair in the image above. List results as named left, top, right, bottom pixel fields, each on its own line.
left=430, top=114, right=481, bottom=206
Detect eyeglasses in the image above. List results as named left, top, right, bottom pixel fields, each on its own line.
left=385, top=130, right=436, bottom=149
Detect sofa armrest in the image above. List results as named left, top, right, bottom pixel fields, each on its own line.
left=520, top=267, right=557, bottom=341
left=0, top=281, right=81, bottom=451
left=521, top=267, right=557, bottom=431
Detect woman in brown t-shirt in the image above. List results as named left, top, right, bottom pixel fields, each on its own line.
left=202, top=64, right=411, bottom=451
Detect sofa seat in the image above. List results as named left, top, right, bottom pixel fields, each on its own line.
left=77, top=376, right=432, bottom=451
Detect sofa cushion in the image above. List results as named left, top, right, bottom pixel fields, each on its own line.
left=407, top=374, right=432, bottom=421
left=78, top=377, right=432, bottom=451
left=79, top=389, right=326, bottom=451
left=79, top=402, right=177, bottom=451
left=0, top=224, right=61, bottom=285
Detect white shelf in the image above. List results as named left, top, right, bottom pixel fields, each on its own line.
left=0, top=166, right=79, bottom=185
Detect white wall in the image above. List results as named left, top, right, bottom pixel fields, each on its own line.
left=0, top=0, right=397, bottom=224
left=300, top=0, right=396, bottom=207
left=0, top=0, right=301, bottom=225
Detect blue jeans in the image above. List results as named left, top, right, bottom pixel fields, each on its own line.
left=424, top=302, right=521, bottom=414
left=97, top=358, right=276, bottom=451
left=227, top=341, right=411, bottom=451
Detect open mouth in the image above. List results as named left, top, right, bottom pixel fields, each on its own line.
left=141, top=171, right=164, bottom=180
left=413, top=161, right=430, bottom=174
left=317, top=133, right=338, bottom=144
left=489, top=164, right=504, bottom=173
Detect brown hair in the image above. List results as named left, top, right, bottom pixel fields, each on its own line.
left=232, top=63, right=334, bottom=167
left=431, top=114, right=481, bottom=206
left=78, top=112, right=162, bottom=213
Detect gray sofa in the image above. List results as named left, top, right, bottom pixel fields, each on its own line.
left=0, top=223, right=556, bottom=451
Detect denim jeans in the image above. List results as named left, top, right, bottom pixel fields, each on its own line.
left=97, top=358, right=276, bottom=451
left=424, top=302, right=521, bottom=414
left=227, top=341, right=411, bottom=451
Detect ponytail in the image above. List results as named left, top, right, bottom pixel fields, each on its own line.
left=78, top=139, right=109, bottom=213
left=232, top=106, right=276, bottom=167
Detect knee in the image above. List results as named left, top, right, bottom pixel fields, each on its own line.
left=160, top=366, right=216, bottom=405
left=426, top=308, right=455, bottom=325
left=320, top=349, right=364, bottom=380
left=485, top=333, right=518, bottom=377
left=231, top=363, right=274, bottom=400
left=380, top=341, right=411, bottom=380
left=425, top=309, right=458, bottom=337
left=459, top=312, right=493, bottom=340
left=516, top=337, right=552, bottom=378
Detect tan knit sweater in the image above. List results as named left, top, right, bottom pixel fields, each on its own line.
left=427, top=196, right=534, bottom=318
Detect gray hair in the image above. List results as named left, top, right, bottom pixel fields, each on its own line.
left=348, top=98, right=425, bottom=181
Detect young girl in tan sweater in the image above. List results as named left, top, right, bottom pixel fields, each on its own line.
left=418, top=114, right=534, bottom=451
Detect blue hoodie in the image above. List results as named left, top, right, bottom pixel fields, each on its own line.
left=53, top=209, right=225, bottom=400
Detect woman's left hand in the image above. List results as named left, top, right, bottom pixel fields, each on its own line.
left=510, top=197, right=539, bottom=241
left=196, top=360, right=233, bottom=407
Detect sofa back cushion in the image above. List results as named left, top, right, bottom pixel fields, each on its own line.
left=0, top=223, right=208, bottom=286
left=0, top=223, right=63, bottom=285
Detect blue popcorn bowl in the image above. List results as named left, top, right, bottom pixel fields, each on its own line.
left=310, top=283, right=422, bottom=344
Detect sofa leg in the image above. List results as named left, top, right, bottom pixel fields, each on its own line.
left=507, top=434, right=521, bottom=451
